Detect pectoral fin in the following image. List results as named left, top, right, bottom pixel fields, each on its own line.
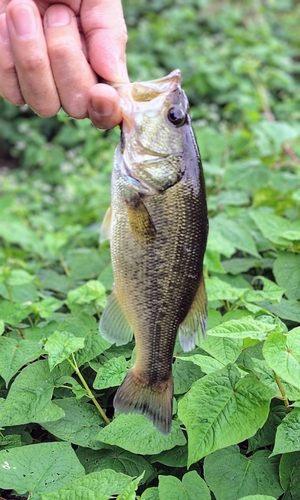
left=126, top=194, right=156, bottom=244
left=178, top=275, right=207, bottom=352
left=100, top=205, right=112, bottom=243
left=99, top=289, right=133, bottom=345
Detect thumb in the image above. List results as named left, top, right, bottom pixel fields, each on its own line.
left=81, top=0, right=128, bottom=83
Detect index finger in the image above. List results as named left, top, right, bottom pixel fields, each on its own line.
left=81, top=0, right=128, bottom=83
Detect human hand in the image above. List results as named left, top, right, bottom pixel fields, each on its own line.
left=0, top=0, right=128, bottom=129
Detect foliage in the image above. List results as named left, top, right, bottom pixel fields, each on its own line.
left=0, top=0, right=300, bottom=498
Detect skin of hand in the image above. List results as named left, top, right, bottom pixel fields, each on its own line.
left=0, top=0, right=129, bottom=129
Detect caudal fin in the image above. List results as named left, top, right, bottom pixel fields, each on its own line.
left=113, top=368, right=173, bottom=434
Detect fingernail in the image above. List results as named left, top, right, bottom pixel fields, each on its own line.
left=115, top=58, right=129, bottom=83
left=46, top=5, right=71, bottom=27
left=10, top=4, right=37, bottom=38
left=0, top=14, right=9, bottom=42
left=92, top=99, right=114, bottom=118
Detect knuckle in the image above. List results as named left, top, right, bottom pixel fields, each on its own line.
left=19, top=54, right=45, bottom=73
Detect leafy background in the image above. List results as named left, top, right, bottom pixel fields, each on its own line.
left=0, top=0, right=300, bottom=498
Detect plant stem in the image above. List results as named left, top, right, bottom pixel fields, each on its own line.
left=69, top=354, right=110, bottom=425
left=274, top=371, right=290, bottom=413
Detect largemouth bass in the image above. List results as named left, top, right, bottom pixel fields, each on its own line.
left=100, top=70, right=208, bottom=434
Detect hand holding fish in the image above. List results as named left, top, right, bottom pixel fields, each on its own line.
left=0, top=0, right=128, bottom=128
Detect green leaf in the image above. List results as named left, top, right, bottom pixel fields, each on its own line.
left=273, top=252, right=300, bottom=300
left=178, top=365, right=276, bottom=466
left=247, top=405, right=286, bottom=452
left=265, top=299, right=300, bottom=322
left=67, top=280, right=106, bottom=309
left=177, top=354, right=224, bottom=374
left=95, top=414, right=186, bottom=455
left=0, top=319, right=4, bottom=335
left=0, top=442, right=84, bottom=499
left=204, top=445, right=283, bottom=500
left=77, top=446, right=155, bottom=484
left=263, top=327, right=300, bottom=389
left=116, top=473, right=144, bottom=500
left=93, top=356, right=129, bottom=390
left=272, top=408, right=300, bottom=455
left=158, top=471, right=211, bottom=500
left=150, top=444, right=188, bottom=467
left=0, top=299, right=31, bottom=326
left=238, top=496, right=277, bottom=500
left=202, top=335, right=244, bottom=365
left=41, top=398, right=105, bottom=449
left=141, top=487, right=159, bottom=500
left=44, top=331, right=85, bottom=371
left=41, top=469, right=134, bottom=500
left=0, top=360, right=65, bottom=427
left=290, top=458, right=300, bottom=500
left=0, top=337, right=43, bottom=386
left=250, top=211, right=292, bottom=247
left=211, top=215, right=259, bottom=257
left=33, top=297, right=63, bottom=319
left=279, top=452, right=300, bottom=492
left=206, top=276, right=246, bottom=302
left=208, top=316, right=277, bottom=341
left=173, top=356, right=204, bottom=394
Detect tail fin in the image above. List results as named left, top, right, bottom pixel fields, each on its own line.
left=113, top=368, right=173, bottom=434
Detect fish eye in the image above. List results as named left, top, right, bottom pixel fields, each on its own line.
left=167, top=106, right=186, bottom=127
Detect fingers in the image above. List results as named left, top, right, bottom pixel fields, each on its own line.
left=0, top=12, right=24, bottom=104
left=81, top=0, right=129, bottom=84
left=5, top=0, right=60, bottom=116
left=88, top=83, right=122, bottom=129
left=44, top=4, right=97, bottom=118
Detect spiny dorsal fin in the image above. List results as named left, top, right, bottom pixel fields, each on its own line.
left=126, top=194, right=156, bottom=244
left=99, top=289, right=133, bottom=346
left=178, top=275, right=207, bottom=352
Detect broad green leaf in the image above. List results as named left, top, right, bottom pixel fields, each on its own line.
left=116, top=473, right=144, bottom=500
left=247, top=405, right=286, bottom=452
left=141, top=487, right=159, bottom=500
left=75, top=328, right=111, bottom=367
left=0, top=442, right=84, bottom=499
left=201, top=335, right=244, bottom=366
left=55, top=376, right=87, bottom=399
left=279, top=452, right=300, bottom=492
left=177, top=354, right=224, bottom=374
left=6, top=269, right=35, bottom=285
left=0, top=320, right=4, bottom=335
left=272, top=408, right=300, bottom=455
left=290, top=458, right=300, bottom=500
left=0, top=360, right=65, bottom=427
left=206, top=276, right=246, bottom=302
left=245, top=277, right=285, bottom=303
left=96, top=414, right=186, bottom=455
left=204, top=446, right=282, bottom=500
left=41, top=398, right=105, bottom=449
left=250, top=211, right=292, bottom=247
left=208, top=316, right=277, bottom=341
left=93, top=356, right=129, bottom=390
left=44, top=330, right=85, bottom=371
left=41, top=469, right=134, bottom=500
left=158, top=471, right=211, bottom=500
left=178, top=365, right=276, bottom=466
left=263, top=327, right=300, bottom=389
left=238, top=496, right=276, bottom=500
left=173, top=356, right=204, bottom=394
left=0, top=299, right=31, bottom=326
left=273, top=252, right=300, bottom=300
left=32, top=297, right=63, bottom=319
left=0, top=337, right=43, bottom=386
left=67, top=280, right=106, bottom=309
left=212, top=215, right=259, bottom=257
left=150, top=444, right=188, bottom=467
left=67, top=248, right=104, bottom=280
left=266, top=299, right=300, bottom=322
left=77, top=446, right=155, bottom=484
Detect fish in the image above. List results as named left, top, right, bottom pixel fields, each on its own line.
left=99, top=69, right=208, bottom=434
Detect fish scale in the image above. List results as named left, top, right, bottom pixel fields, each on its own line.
left=99, top=70, right=208, bottom=433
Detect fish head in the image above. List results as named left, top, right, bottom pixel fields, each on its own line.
left=115, top=70, right=191, bottom=194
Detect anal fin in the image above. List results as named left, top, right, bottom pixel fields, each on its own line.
left=178, top=275, right=207, bottom=352
left=99, top=289, right=133, bottom=346
left=114, top=368, right=173, bottom=435
left=126, top=194, right=156, bottom=244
